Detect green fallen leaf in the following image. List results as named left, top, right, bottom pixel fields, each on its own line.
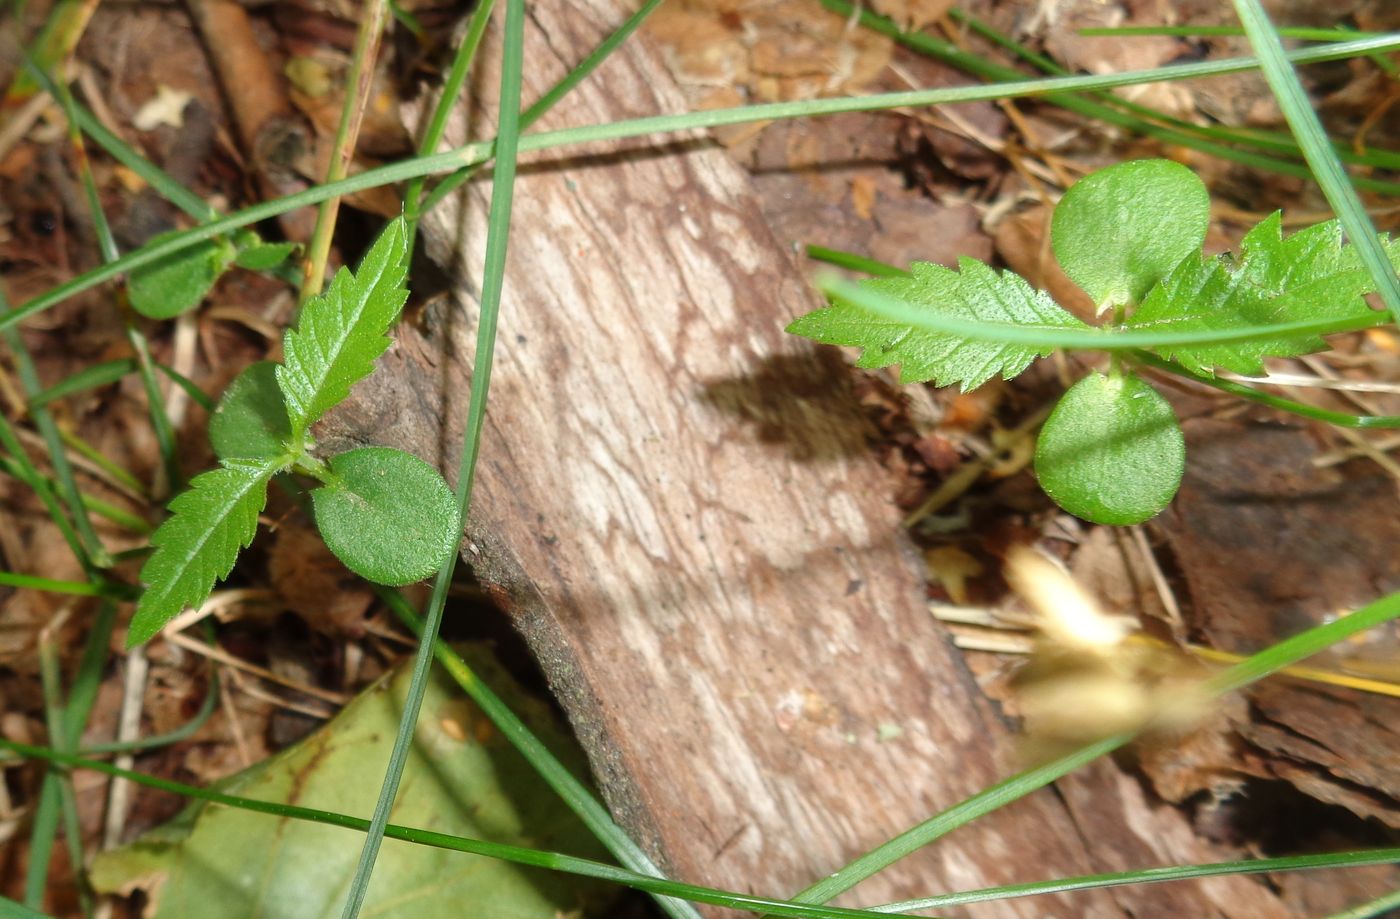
left=1051, top=159, right=1209, bottom=311
left=1034, top=372, right=1184, bottom=525
left=312, top=447, right=461, bottom=585
left=90, top=649, right=614, bottom=919
left=208, top=361, right=294, bottom=462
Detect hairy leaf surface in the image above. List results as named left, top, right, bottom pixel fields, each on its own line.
left=277, top=218, right=408, bottom=436
left=312, top=447, right=461, bottom=586
left=1127, top=215, right=1399, bottom=374
left=1035, top=372, right=1184, bottom=526
left=787, top=258, right=1087, bottom=390
left=128, top=233, right=233, bottom=319
left=128, top=460, right=278, bottom=647
left=1052, top=158, right=1210, bottom=311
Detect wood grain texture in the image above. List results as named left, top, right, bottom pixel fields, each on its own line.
left=319, top=3, right=1290, bottom=915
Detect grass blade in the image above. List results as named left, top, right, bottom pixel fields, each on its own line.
left=817, top=275, right=1388, bottom=351
left=874, top=848, right=1400, bottom=911
left=380, top=589, right=701, bottom=919
left=338, top=0, right=527, bottom=914
left=418, top=0, right=669, bottom=215
left=1, top=894, right=56, bottom=918
left=5, top=32, right=1398, bottom=338
left=1328, top=887, right=1400, bottom=919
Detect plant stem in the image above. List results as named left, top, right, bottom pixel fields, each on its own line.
left=402, top=0, right=497, bottom=250
left=1134, top=352, right=1400, bottom=428
left=0, top=571, right=137, bottom=600
left=299, top=0, right=390, bottom=301
left=417, top=0, right=669, bottom=215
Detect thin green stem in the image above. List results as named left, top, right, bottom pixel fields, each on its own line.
left=1232, top=0, right=1400, bottom=324
left=1327, top=887, right=1400, bottom=919
left=339, top=1, right=526, bottom=914
left=1134, top=352, right=1400, bottom=428
left=781, top=589, right=1400, bottom=909
left=402, top=0, right=497, bottom=246
left=416, top=0, right=668, bottom=216
left=28, top=358, right=136, bottom=408
left=59, top=602, right=119, bottom=756
left=28, top=358, right=211, bottom=415
left=873, top=848, right=1400, bottom=912
left=37, top=632, right=93, bottom=918
left=5, top=32, right=1398, bottom=336
left=58, top=427, right=145, bottom=497
left=0, top=413, right=87, bottom=560
left=300, top=0, right=390, bottom=301
left=1080, top=25, right=1382, bottom=42
left=21, top=780, right=60, bottom=909
left=804, top=244, right=907, bottom=277
left=831, top=1, right=1400, bottom=191
left=8, top=735, right=1397, bottom=916
left=948, top=8, right=1400, bottom=175
left=0, top=570, right=137, bottom=600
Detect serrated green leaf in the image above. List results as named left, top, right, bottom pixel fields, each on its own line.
left=128, top=232, right=234, bottom=319
left=787, top=258, right=1087, bottom=390
left=1034, top=372, right=1184, bottom=526
left=276, top=218, right=408, bottom=437
left=1052, top=159, right=1210, bottom=311
left=209, top=361, right=293, bottom=461
left=128, top=459, right=279, bottom=647
left=1126, top=214, right=1398, bottom=375
left=311, top=447, right=460, bottom=586
left=234, top=241, right=298, bottom=271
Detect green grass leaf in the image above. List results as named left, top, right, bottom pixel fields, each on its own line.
left=127, top=232, right=233, bottom=319
left=1034, top=372, right=1184, bottom=525
left=312, top=447, right=461, bottom=586
left=787, top=258, right=1087, bottom=390
left=1051, top=159, right=1210, bottom=311
left=127, top=459, right=278, bottom=647
left=1127, top=215, right=1398, bottom=374
left=277, top=218, right=408, bottom=438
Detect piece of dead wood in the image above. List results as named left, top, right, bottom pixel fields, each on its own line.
left=318, top=5, right=1293, bottom=916
left=1151, top=416, right=1400, bottom=829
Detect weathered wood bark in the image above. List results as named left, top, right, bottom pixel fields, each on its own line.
left=321, top=3, right=1290, bottom=915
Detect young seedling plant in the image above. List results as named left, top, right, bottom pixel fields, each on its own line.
left=125, top=217, right=461, bottom=647
left=789, top=158, right=1400, bottom=526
